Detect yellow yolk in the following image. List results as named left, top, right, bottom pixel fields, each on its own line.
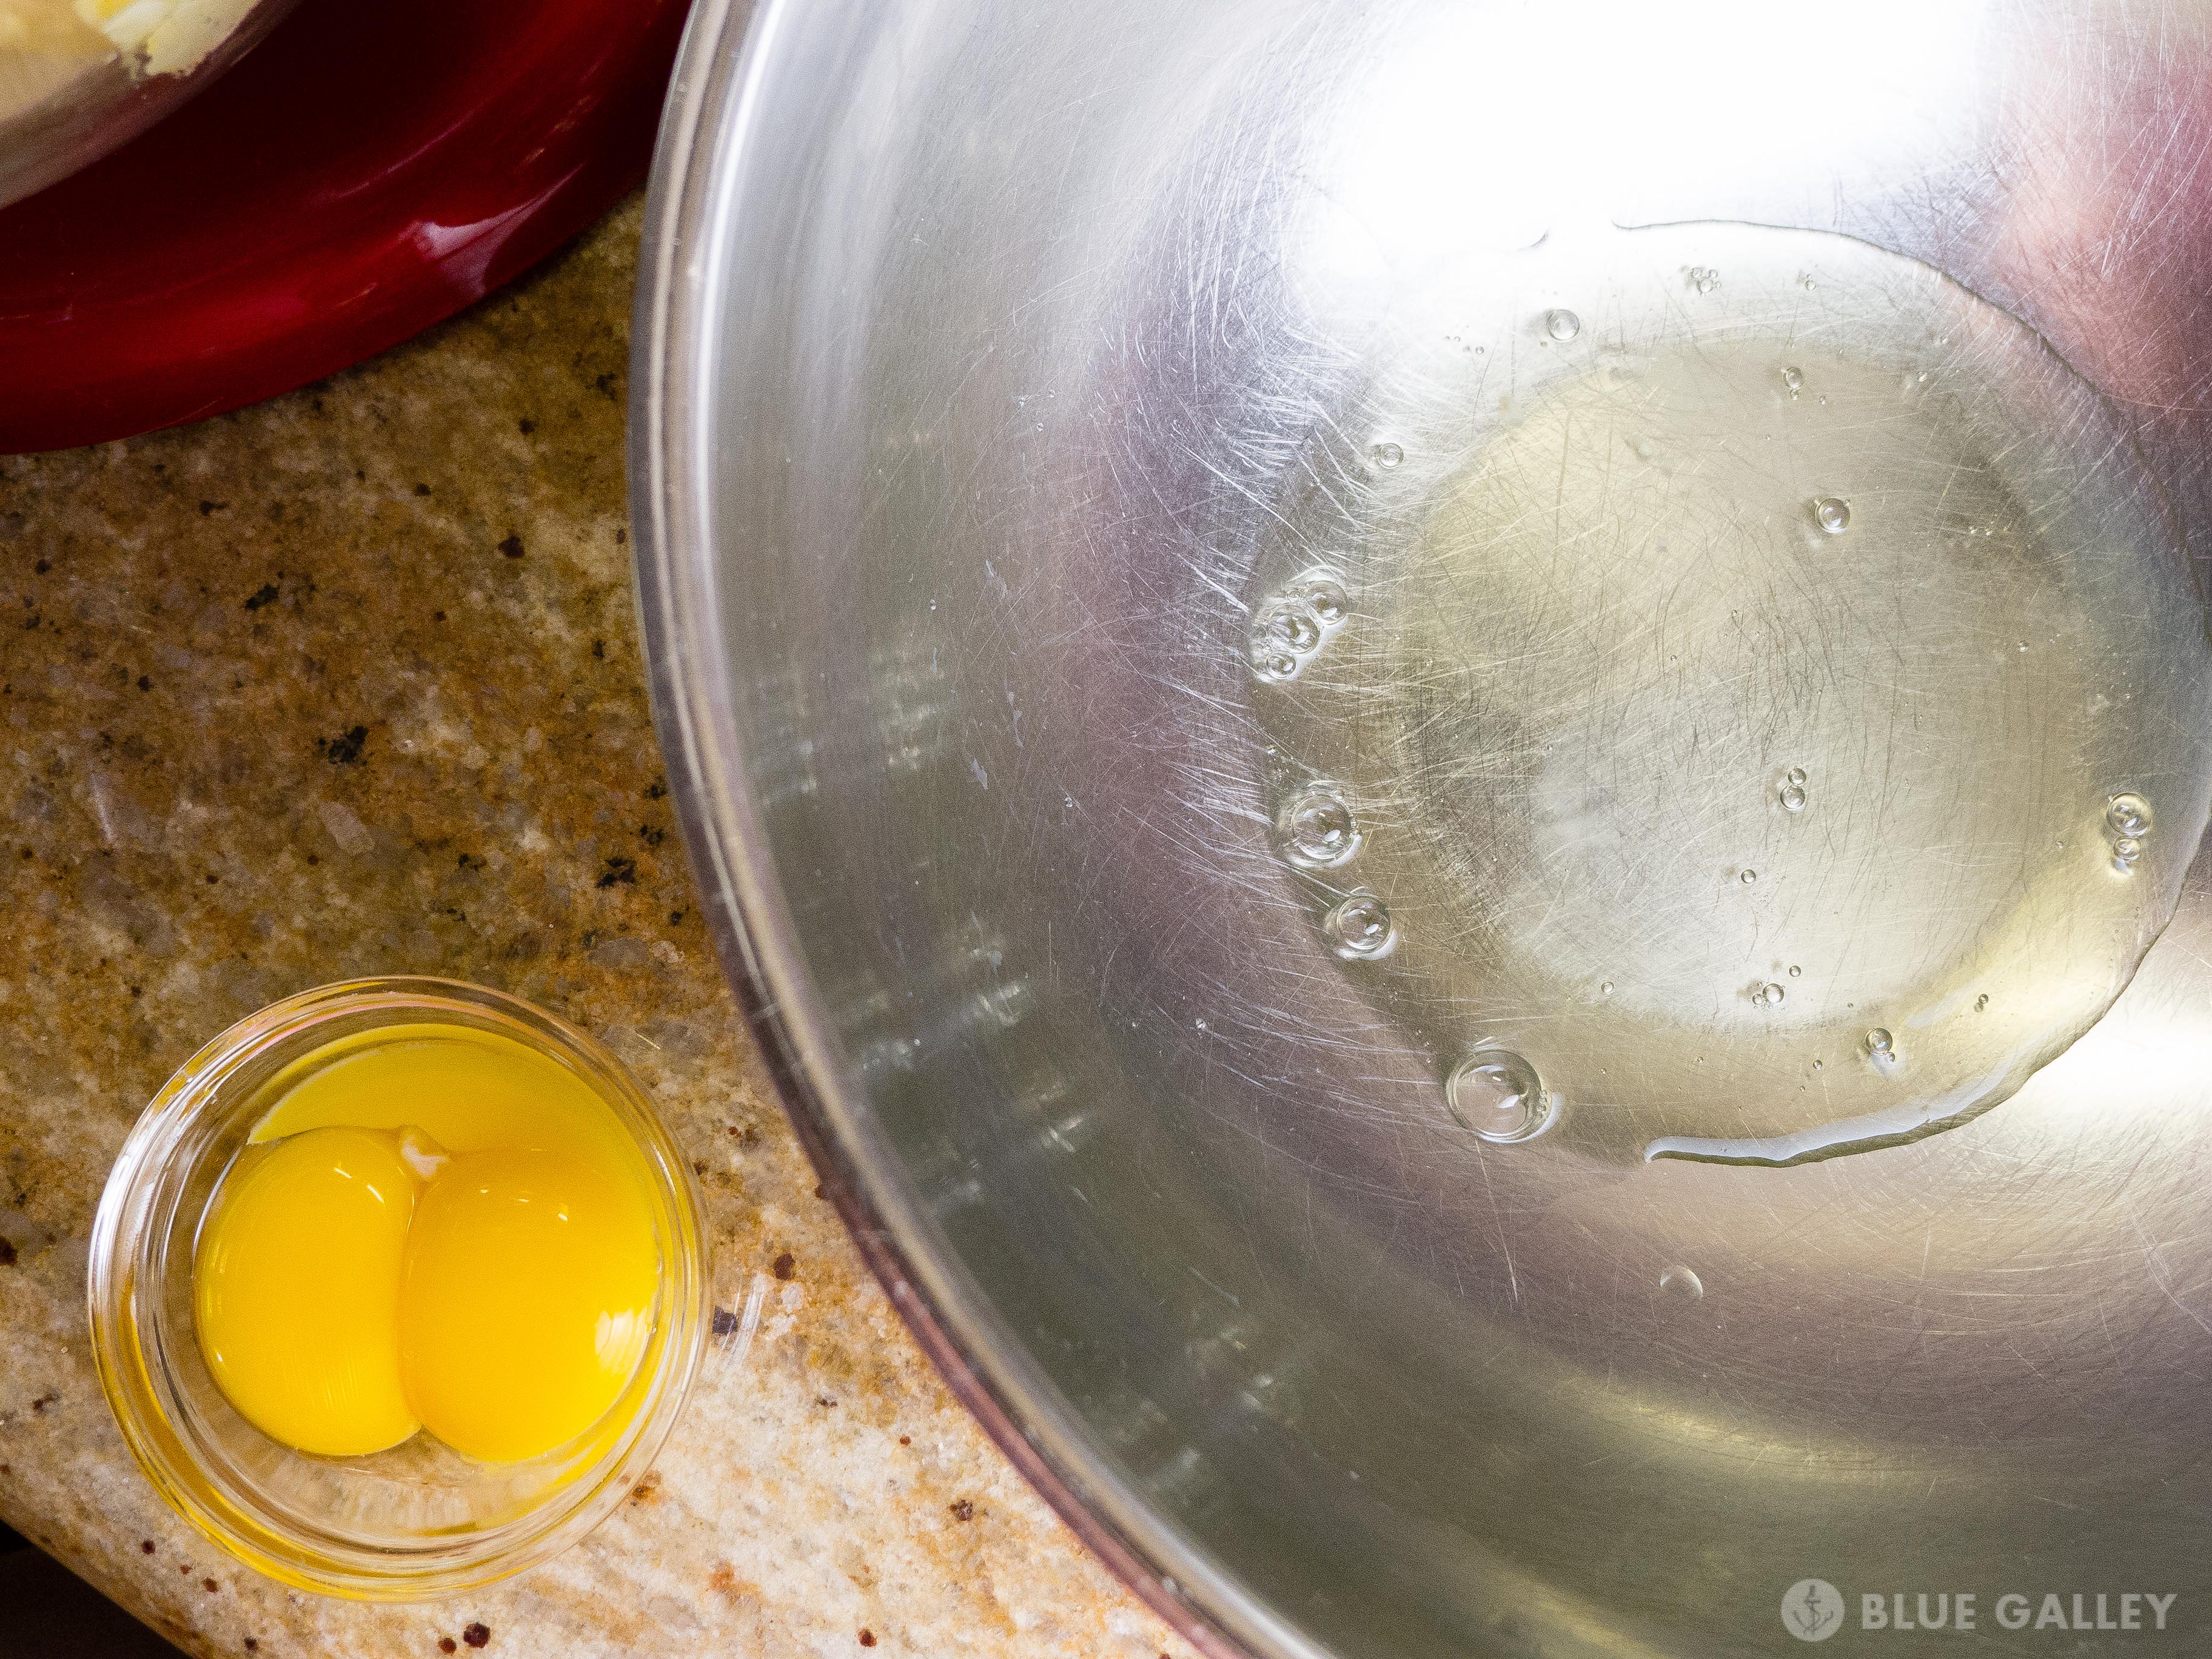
left=398, top=1148, right=658, bottom=1463
left=250, top=1025, right=642, bottom=1171
left=193, top=1126, right=422, bottom=1457
left=191, top=1027, right=661, bottom=1464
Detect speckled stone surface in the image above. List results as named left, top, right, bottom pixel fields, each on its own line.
left=0, top=197, right=1190, bottom=1659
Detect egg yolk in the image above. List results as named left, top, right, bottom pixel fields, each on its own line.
left=192, top=1028, right=660, bottom=1464
left=194, top=1126, right=421, bottom=1457
left=398, top=1148, right=657, bottom=1463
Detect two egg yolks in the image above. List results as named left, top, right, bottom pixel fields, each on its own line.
left=192, top=1032, right=659, bottom=1462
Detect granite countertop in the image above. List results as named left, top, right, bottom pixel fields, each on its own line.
left=0, top=198, right=1188, bottom=1659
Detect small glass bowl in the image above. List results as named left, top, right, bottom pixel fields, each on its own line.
left=88, top=977, right=710, bottom=1600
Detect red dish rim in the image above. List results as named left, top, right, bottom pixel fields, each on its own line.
left=0, top=0, right=687, bottom=455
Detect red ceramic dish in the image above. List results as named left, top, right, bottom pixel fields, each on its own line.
left=0, top=0, right=688, bottom=455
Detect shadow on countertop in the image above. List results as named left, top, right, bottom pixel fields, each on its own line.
left=0, top=1522, right=187, bottom=1657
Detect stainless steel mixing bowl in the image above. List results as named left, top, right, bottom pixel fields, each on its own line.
left=632, top=2, right=2212, bottom=1653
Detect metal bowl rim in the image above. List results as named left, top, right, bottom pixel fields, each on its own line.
left=627, top=2, right=1319, bottom=1655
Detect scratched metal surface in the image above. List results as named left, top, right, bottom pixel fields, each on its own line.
left=634, top=1, right=2212, bottom=1654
